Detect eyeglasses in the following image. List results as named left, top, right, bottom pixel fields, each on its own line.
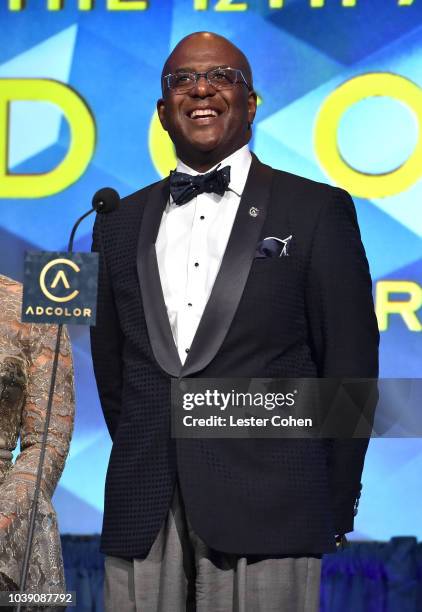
left=162, top=67, right=252, bottom=94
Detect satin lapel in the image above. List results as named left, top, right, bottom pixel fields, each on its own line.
left=181, top=154, right=274, bottom=377
left=137, top=179, right=183, bottom=377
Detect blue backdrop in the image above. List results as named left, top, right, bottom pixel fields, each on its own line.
left=0, top=0, right=421, bottom=541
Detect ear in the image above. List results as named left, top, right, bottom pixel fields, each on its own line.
left=247, top=90, right=257, bottom=127
left=157, top=98, right=168, bottom=132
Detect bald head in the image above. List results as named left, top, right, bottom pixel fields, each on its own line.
left=161, top=32, right=253, bottom=94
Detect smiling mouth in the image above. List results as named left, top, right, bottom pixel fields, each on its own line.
left=187, top=108, right=221, bottom=120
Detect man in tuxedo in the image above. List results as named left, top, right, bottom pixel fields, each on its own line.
left=91, top=31, right=379, bottom=611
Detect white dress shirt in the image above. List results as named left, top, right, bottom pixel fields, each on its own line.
left=155, top=144, right=252, bottom=364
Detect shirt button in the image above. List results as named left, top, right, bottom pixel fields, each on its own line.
left=194, top=262, right=199, bottom=267
left=185, top=348, right=190, bottom=354
left=200, top=215, right=205, bottom=220
left=187, top=303, right=192, bottom=307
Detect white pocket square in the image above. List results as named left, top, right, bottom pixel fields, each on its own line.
left=255, top=235, right=293, bottom=258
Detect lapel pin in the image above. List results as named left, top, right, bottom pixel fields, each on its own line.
left=249, top=206, right=259, bottom=218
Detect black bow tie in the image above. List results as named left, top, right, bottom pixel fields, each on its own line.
left=169, top=165, right=231, bottom=206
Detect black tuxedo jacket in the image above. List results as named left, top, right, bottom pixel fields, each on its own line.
left=90, top=154, right=379, bottom=558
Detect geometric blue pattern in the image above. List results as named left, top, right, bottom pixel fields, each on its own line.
left=1, top=2, right=421, bottom=539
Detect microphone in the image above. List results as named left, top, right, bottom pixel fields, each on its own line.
left=68, top=187, right=120, bottom=252
left=92, top=187, right=120, bottom=214
left=17, top=187, right=120, bottom=611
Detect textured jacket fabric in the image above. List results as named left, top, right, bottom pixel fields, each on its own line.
left=90, top=154, right=379, bottom=559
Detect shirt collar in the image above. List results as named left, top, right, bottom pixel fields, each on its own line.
left=175, top=144, right=252, bottom=197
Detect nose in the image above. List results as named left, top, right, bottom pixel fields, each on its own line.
left=190, top=73, right=216, bottom=97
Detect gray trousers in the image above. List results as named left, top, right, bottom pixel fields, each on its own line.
left=104, top=484, right=321, bottom=612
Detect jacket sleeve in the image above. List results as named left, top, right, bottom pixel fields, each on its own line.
left=90, top=214, right=124, bottom=440
left=305, top=186, right=380, bottom=535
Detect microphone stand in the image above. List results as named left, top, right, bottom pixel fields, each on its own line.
left=15, top=208, right=96, bottom=612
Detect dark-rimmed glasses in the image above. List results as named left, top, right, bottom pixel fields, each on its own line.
left=162, top=67, right=252, bottom=94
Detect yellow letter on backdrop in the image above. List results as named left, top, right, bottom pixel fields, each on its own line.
left=0, top=79, right=96, bottom=198
left=8, top=0, right=25, bottom=10
left=314, top=73, right=422, bottom=198
left=376, top=281, right=422, bottom=332
left=107, top=0, right=148, bottom=10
